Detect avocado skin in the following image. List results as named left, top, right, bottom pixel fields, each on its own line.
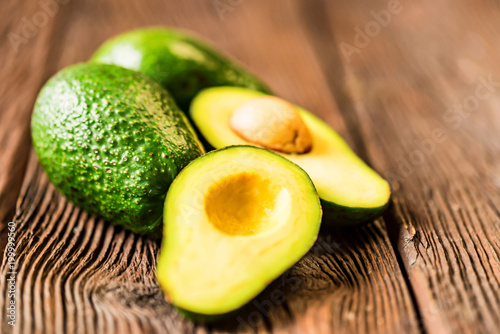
left=90, top=28, right=271, bottom=111
left=31, top=63, right=204, bottom=238
left=321, top=199, right=390, bottom=225
left=175, top=307, right=237, bottom=323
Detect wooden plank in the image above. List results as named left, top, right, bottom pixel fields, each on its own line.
left=0, top=0, right=72, bottom=250
left=1, top=0, right=419, bottom=333
left=308, top=0, right=500, bottom=333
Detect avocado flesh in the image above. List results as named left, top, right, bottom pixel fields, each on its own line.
left=157, top=146, right=321, bottom=315
left=31, top=63, right=204, bottom=237
left=90, top=27, right=270, bottom=112
left=190, top=87, right=391, bottom=225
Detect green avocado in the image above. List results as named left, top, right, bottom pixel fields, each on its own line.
left=190, top=87, right=391, bottom=225
left=31, top=63, right=204, bottom=238
left=157, top=146, right=321, bottom=316
left=90, top=27, right=270, bottom=111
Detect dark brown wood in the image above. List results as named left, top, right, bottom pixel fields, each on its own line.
left=3, top=0, right=500, bottom=333
left=0, top=0, right=62, bottom=251
left=308, top=0, right=500, bottom=333
left=1, top=1, right=419, bottom=333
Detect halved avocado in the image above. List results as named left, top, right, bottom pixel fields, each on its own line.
left=157, top=146, right=321, bottom=316
left=190, top=87, right=391, bottom=225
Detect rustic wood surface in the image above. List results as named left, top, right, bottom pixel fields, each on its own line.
left=0, top=0, right=499, bottom=333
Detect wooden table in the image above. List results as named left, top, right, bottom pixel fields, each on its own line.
left=1, top=0, right=500, bottom=333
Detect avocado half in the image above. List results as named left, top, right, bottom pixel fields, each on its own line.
left=190, top=87, right=391, bottom=225
left=90, top=27, right=270, bottom=111
left=157, top=146, right=321, bottom=316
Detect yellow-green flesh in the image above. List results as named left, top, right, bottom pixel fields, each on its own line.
left=190, top=87, right=390, bottom=215
left=157, top=146, right=321, bottom=315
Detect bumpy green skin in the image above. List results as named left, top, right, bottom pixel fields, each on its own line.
left=90, top=28, right=271, bottom=111
left=31, top=63, right=204, bottom=238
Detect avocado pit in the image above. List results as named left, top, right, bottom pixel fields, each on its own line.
left=229, top=96, right=312, bottom=154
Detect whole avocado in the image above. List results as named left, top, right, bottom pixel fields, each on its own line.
left=90, top=27, right=271, bottom=111
left=31, top=63, right=204, bottom=238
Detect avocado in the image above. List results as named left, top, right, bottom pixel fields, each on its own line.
left=31, top=63, right=205, bottom=237
left=90, top=27, right=270, bottom=111
left=157, top=146, right=321, bottom=316
left=189, top=87, right=391, bottom=225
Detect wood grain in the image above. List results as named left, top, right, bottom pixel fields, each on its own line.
left=5, top=0, right=500, bottom=333
left=0, top=0, right=421, bottom=333
left=0, top=0, right=69, bottom=250
left=312, top=0, right=500, bottom=333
